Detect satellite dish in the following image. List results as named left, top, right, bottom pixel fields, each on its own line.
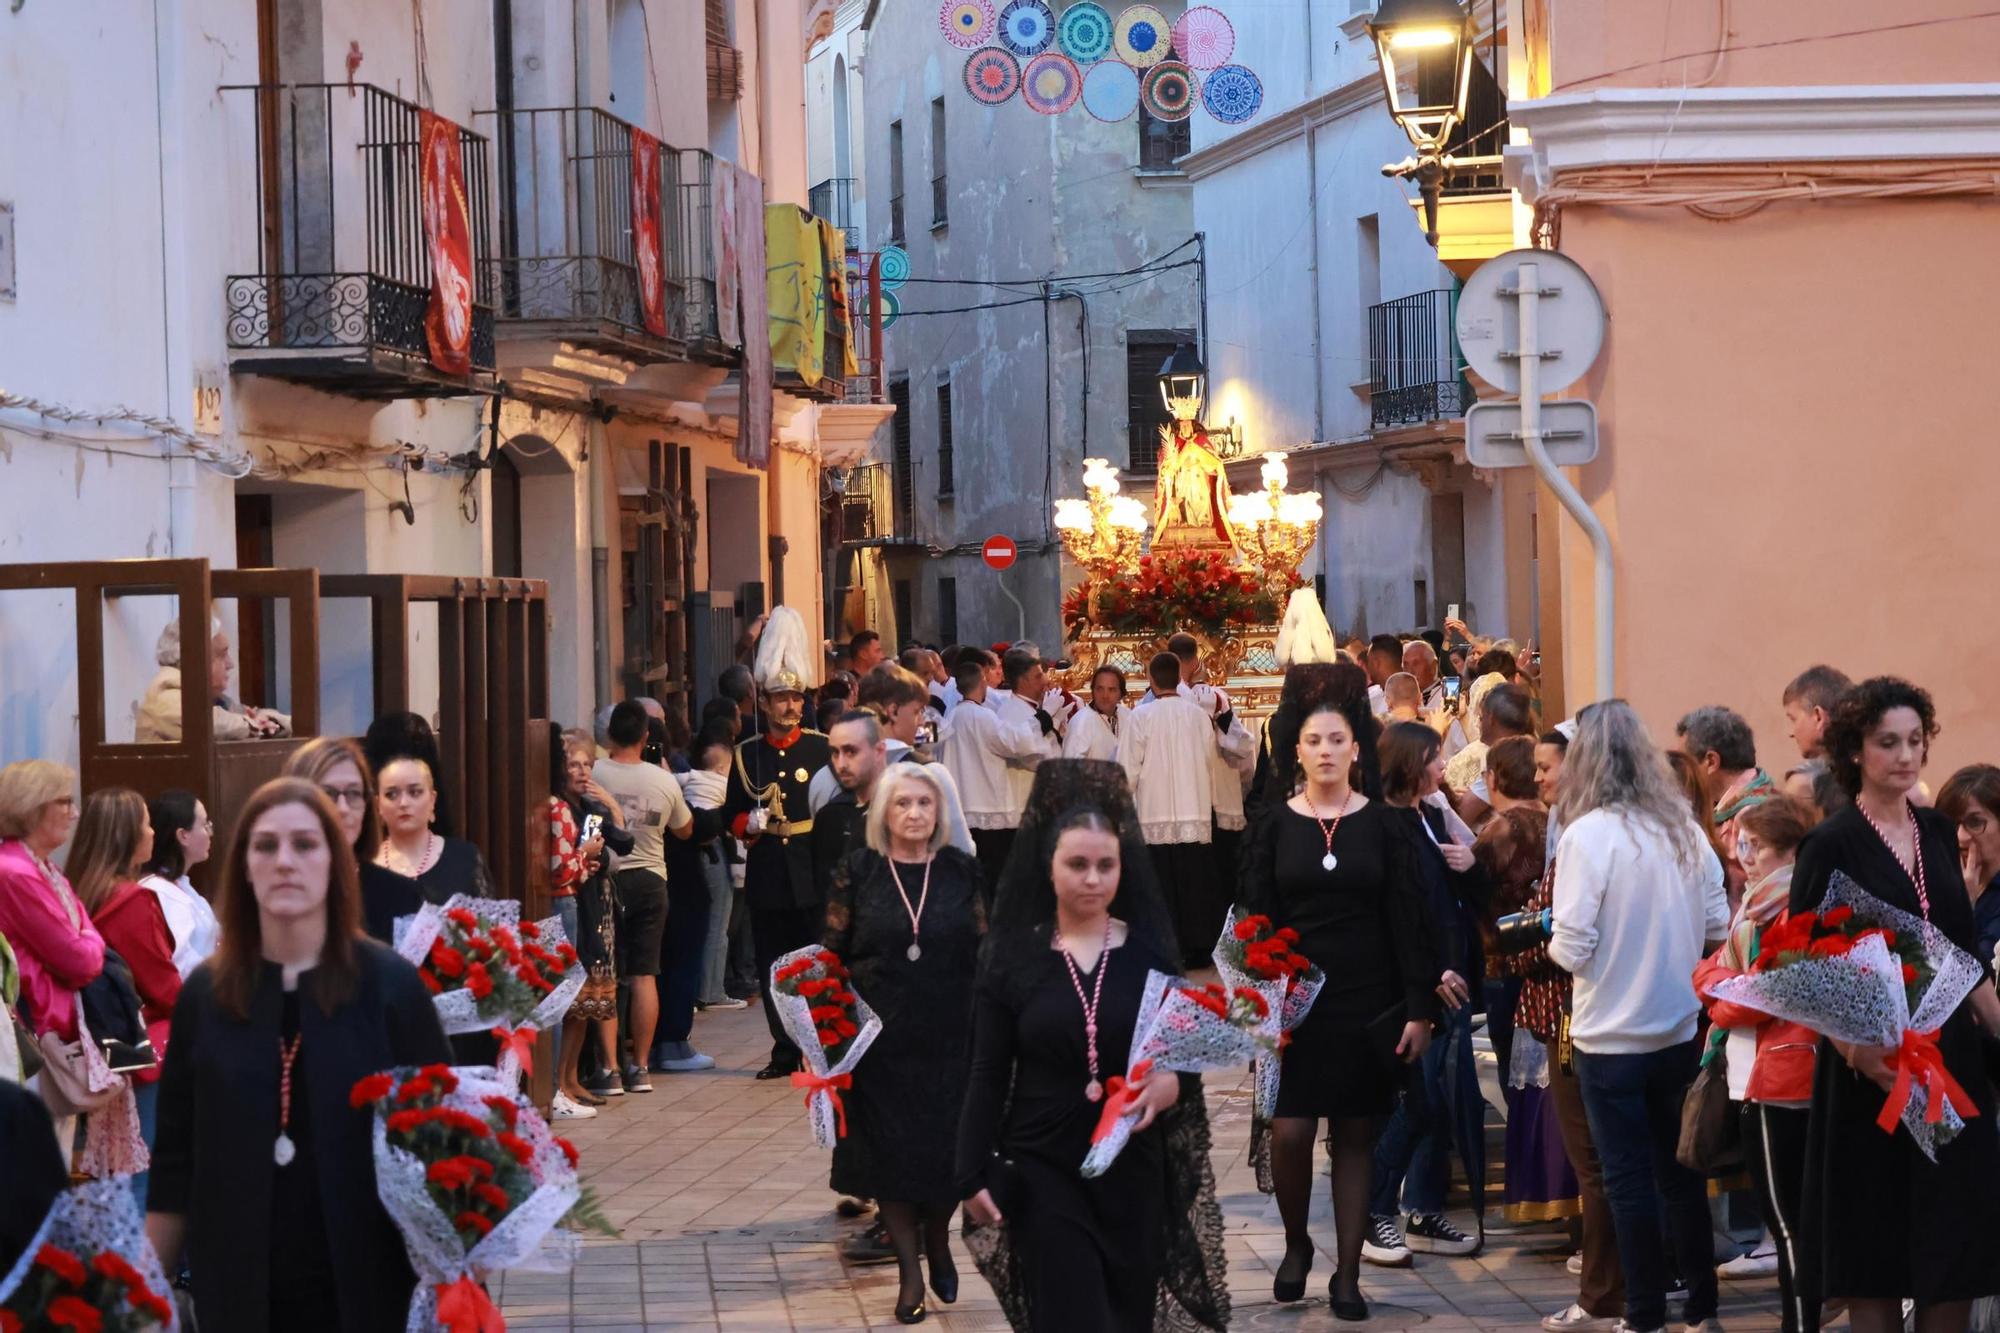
left=1454, top=248, right=1606, bottom=396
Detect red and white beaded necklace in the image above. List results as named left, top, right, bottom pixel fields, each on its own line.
left=1057, top=914, right=1115, bottom=1103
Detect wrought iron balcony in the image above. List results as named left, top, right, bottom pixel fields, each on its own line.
left=843, top=250, right=888, bottom=405
left=669, top=147, right=733, bottom=362
left=1369, top=289, right=1471, bottom=429
left=220, top=84, right=497, bottom=398
left=479, top=105, right=688, bottom=362
left=808, top=177, right=856, bottom=238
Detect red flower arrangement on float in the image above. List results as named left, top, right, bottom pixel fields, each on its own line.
left=0, top=1243, right=174, bottom=1332
left=1064, top=548, right=1298, bottom=637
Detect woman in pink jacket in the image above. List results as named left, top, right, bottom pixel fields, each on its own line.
left=0, top=760, right=102, bottom=1044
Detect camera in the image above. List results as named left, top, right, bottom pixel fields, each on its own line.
left=1491, top=908, right=1553, bottom=955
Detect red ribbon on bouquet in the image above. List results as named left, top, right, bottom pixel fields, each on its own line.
left=790, top=1069, right=854, bottom=1138
left=1875, top=1028, right=1979, bottom=1134
left=435, top=1275, right=506, bottom=1332
left=1088, top=1059, right=1156, bottom=1145
left=492, top=1024, right=538, bottom=1077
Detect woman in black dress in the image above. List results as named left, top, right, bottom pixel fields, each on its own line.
left=146, top=778, right=452, bottom=1332
left=1789, top=678, right=2000, bottom=1333
left=1245, top=661, right=1381, bottom=825
left=825, top=764, right=986, bottom=1324
left=956, top=760, right=1228, bottom=1333
left=285, top=737, right=421, bottom=943
left=373, top=754, right=494, bottom=904
left=1240, top=696, right=1436, bottom=1319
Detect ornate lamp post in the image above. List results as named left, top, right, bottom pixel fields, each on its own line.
left=1366, top=0, right=1476, bottom=247
left=1225, top=451, right=1323, bottom=593
left=1055, top=457, right=1148, bottom=618
left=1156, top=343, right=1244, bottom=458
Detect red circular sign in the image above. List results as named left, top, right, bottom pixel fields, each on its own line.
left=982, top=535, right=1018, bottom=571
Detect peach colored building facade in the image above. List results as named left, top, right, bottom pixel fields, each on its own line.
left=1508, top=1, right=2000, bottom=774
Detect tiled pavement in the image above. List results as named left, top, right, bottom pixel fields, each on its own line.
left=498, top=1001, right=1794, bottom=1331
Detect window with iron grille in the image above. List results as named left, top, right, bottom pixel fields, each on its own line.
left=930, top=97, right=949, bottom=228
left=888, top=120, right=905, bottom=243
left=1137, top=103, right=1191, bottom=171
left=936, top=380, right=954, bottom=499
left=893, top=580, right=914, bottom=647
left=890, top=378, right=913, bottom=531
left=1126, top=334, right=1189, bottom=474
left=938, top=577, right=958, bottom=646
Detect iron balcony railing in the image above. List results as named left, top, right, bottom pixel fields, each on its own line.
left=931, top=174, right=949, bottom=228
left=478, top=105, right=687, bottom=356
left=808, top=176, right=856, bottom=237
left=220, top=83, right=497, bottom=392
left=670, top=146, right=727, bottom=354
left=844, top=251, right=887, bottom=405
left=1369, top=289, right=1471, bottom=429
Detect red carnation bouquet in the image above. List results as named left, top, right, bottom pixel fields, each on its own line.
left=1213, top=907, right=1327, bottom=1120
left=395, top=894, right=585, bottom=1084
left=1709, top=871, right=1984, bottom=1160
left=0, top=1178, right=176, bottom=1331
left=353, top=1063, right=612, bottom=1331
left=768, top=945, right=882, bottom=1148
left=1081, top=968, right=1276, bottom=1178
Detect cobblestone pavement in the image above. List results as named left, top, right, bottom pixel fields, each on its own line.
left=499, top=1002, right=1794, bottom=1331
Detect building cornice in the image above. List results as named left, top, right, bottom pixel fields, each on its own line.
left=1179, top=73, right=1384, bottom=181
left=1512, top=83, right=2000, bottom=194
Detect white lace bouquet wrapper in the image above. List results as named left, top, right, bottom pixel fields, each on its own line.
left=394, top=894, right=585, bottom=1060
left=1708, top=873, right=1984, bottom=1161
left=0, top=1177, right=179, bottom=1330
left=1210, top=906, right=1326, bottom=1120
left=767, top=944, right=883, bottom=1149
left=1080, top=970, right=1272, bottom=1178
left=367, top=1065, right=583, bottom=1333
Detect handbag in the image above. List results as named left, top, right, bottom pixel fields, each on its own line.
left=1676, top=1033, right=1742, bottom=1172
left=35, top=1027, right=122, bottom=1117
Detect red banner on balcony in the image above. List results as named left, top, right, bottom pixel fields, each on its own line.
left=631, top=127, right=669, bottom=339
left=419, top=109, right=475, bottom=376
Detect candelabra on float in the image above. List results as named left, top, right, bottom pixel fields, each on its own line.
left=1054, top=458, right=1148, bottom=619
left=1225, top=451, right=1323, bottom=594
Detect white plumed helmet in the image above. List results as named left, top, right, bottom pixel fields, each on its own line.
left=753, top=605, right=817, bottom=695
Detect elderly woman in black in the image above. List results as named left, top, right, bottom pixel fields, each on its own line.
left=1789, top=678, right=2000, bottom=1333
left=146, top=778, right=451, bottom=1332
left=956, top=760, right=1228, bottom=1333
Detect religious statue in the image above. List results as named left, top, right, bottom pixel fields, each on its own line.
left=1151, top=418, right=1237, bottom=551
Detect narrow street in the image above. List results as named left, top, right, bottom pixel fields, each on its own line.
left=501, top=1003, right=1791, bottom=1332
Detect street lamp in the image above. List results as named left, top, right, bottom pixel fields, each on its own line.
left=1366, top=0, right=1476, bottom=247
left=1156, top=343, right=1245, bottom=458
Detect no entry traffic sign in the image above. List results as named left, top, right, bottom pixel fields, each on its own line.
left=982, top=535, right=1018, bottom=571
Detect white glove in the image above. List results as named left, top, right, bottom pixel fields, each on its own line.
left=745, top=808, right=769, bottom=836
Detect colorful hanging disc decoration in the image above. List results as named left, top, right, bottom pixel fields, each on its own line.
left=1171, top=5, right=1235, bottom=69
left=964, top=47, right=1022, bottom=104
left=1112, top=4, right=1170, bottom=68
left=880, top=291, right=902, bottom=329
left=940, top=0, right=996, bottom=49
left=1057, top=2, right=1114, bottom=63
left=1080, top=58, right=1140, bottom=121
left=1140, top=60, right=1197, bottom=121
left=1200, top=63, right=1262, bottom=123
left=996, top=0, right=1056, bottom=56
left=877, top=246, right=911, bottom=290
left=1021, top=52, right=1083, bottom=114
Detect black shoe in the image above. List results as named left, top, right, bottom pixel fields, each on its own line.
left=928, top=1251, right=958, bottom=1304
left=836, top=1197, right=874, bottom=1219
left=755, top=1059, right=799, bottom=1081
left=895, top=1298, right=926, bottom=1325
left=841, top=1221, right=898, bottom=1266
left=1273, top=1242, right=1313, bottom=1304
left=1329, top=1274, right=1369, bottom=1322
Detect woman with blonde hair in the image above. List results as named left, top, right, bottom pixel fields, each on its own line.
left=284, top=736, right=422, bottom=942
left=824, top=762, right=986, bottom=1323
left=68, top=787, right=177, bottom=1191
left=147, top=777, right=450, bottom=1331
left=1547, top=701, right=1729, bottom=1333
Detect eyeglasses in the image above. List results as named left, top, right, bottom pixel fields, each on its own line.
left=1734, top=834, right=1759, bottom=865
left=1964, top=812, right=1994, bottom=836
left=321, top=786, right=370, bottom=808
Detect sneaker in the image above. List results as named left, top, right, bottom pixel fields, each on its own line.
left=1682, top=1321, right=1725, bottom=1333
left=1666, top=1279, right=1689, bottom=1304
left=655, top=1050, right=717, bottom=1073
left=841, top=1220, right=898, bottom=1266
left=583, top=1068, right=623, bottom=1099
left=1716, top=1245, right=1777, bottom=1279
left=621, top=1065, right=654, bottom=1094
left=550, top=1090, right=597, bottom=1120
left=700, top=996, right=750, bottom=1011
left=1404, top=1211, right=1480, bottom=1256
left=1567, top=1252, right=1584, bottom=1276
left=1543, top=1304, right=1621, bottom=1332
left=1360, top=1215, right=1413, bottom=1267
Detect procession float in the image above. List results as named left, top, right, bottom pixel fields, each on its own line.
left=1054, top=346, right=1325, bottom=719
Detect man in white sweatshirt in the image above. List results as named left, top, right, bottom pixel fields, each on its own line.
left=1546, top=701, right=1729, bottom=1333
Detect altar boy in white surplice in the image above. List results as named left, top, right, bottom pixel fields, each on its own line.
left=1120, top=651, right=1223, bottom=966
